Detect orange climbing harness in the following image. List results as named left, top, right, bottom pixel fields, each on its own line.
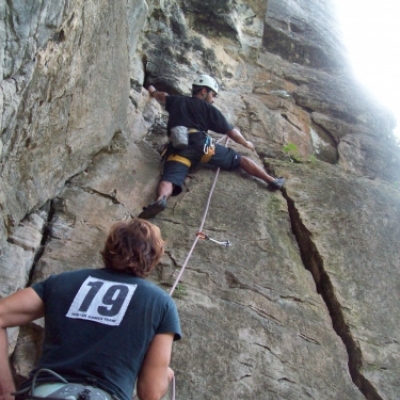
left=166, top=154, right=192, bottom=167
left=161, top=130, right=216, bottom=167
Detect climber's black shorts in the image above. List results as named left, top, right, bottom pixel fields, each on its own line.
left=208, top=143, right=241, bottom=170
left=161, top=161, right=189, bottom=196
left=161, top=144, right=241, bottom=196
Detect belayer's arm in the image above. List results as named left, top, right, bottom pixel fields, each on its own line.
left=136, top=333, right=175, bottom=400
left=147, top=85, right=168, bottom=105
left=0, top=288, right=44, bottom=400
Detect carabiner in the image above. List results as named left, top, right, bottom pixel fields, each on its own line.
left=203, top=136, right=212, bottom=154
left=196, top=232, right=208, bottom=240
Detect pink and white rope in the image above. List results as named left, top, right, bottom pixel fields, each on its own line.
left=169, top=135, right=230, bottom=296
left=135, top=136, right=230, bottom=400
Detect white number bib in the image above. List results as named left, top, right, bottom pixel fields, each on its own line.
left=66, top=276, right=137, bottom=326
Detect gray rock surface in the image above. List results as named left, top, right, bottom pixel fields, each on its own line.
left=1, top=0, right=400, bottom=399
left=278, top=161, right=400, bottom=400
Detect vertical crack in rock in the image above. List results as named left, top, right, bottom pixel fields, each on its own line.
left=281, top=190, right=383, bottom=400
left=27, top=201, right=55, bottom=286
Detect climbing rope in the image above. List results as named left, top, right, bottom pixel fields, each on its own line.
left=169, top=135, right=230, bottom=296
left=156, top=135, right=231, bottom=400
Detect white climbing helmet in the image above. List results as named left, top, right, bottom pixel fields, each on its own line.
left=193, top=75, right=219, bottom=94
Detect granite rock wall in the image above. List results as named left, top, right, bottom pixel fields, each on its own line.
left=1, top=0, right=400, bottom=399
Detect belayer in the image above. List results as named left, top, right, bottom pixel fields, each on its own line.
left=0, top=219, right=181, bottom=400
left=139, top=74, right=285, bottom=219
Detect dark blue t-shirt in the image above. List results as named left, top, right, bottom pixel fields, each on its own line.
left=27, top=268, right=181, bottom=400
left=165, top=95, right=233, bottom=135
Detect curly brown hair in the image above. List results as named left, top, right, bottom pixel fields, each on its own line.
left=101, top=219, right=165, bottom=278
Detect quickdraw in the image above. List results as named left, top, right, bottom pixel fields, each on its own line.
left=196, top=231, right=231, bottom=247
left=203, top=135, right=213, bottom=154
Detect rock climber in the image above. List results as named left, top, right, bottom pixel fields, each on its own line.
left=139, top=74, right=285, bottom=219
left=0, top=219, right=181, bottom=400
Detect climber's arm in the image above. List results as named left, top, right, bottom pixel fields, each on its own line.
left=226, top=128, right=255, bottom=151
left=148, top=85, right=168, bottom=105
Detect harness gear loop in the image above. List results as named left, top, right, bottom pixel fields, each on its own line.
left=200, top=144, right=215, bottom=163
left=200, top=135, right=215, bottom=163
left=203, top=135, right=212, bottom=154
left=78, top=389, right=91, bottom=400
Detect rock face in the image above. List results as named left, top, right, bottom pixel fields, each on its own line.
left=1, top=0, right=400, bottom=399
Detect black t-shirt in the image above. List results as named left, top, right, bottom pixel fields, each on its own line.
left=26, top=268, right=181, bottom=400
left=165, top=95, right=234, bottom=135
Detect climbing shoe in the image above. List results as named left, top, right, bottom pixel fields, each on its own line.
left=268, top=177, right=285, bottom=191
left=138, top=197, right=167, bottom=219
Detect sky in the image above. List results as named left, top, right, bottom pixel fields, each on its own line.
left=332, top=0, right=400, bottom=139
